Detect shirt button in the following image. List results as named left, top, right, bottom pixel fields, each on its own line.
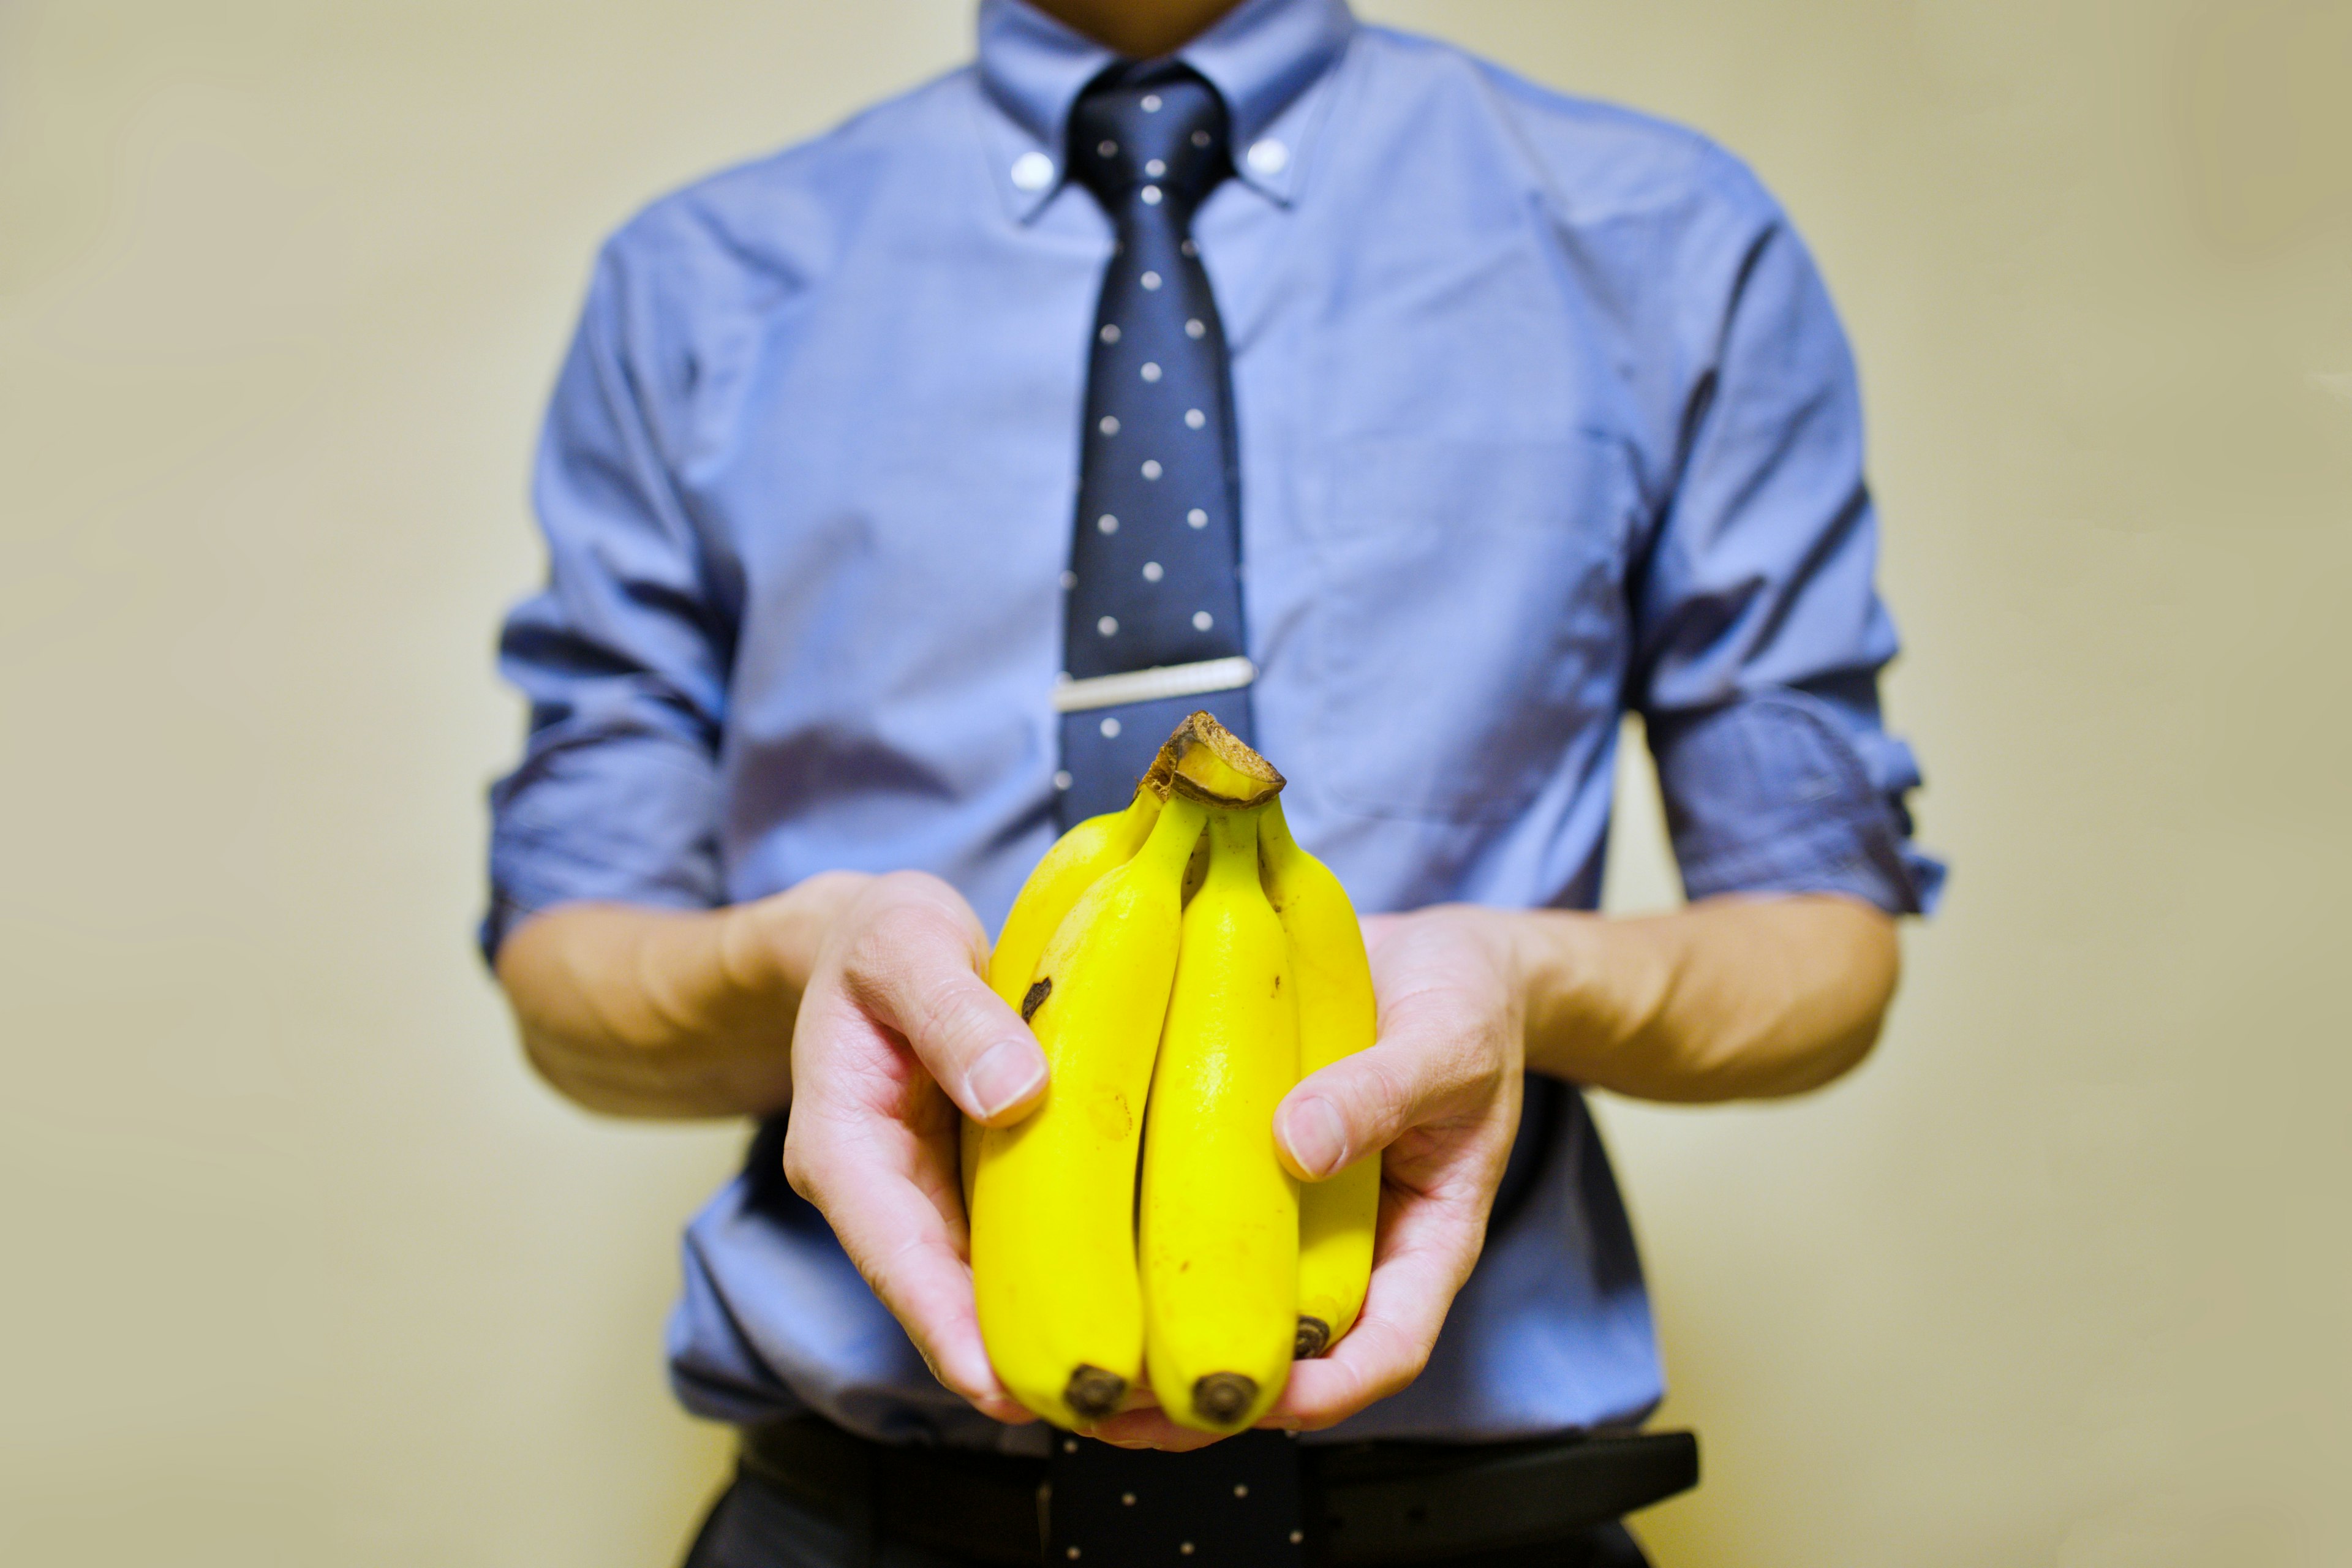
left=1246, top=139, right=1289, bottom=176
left=1010, top=151, right=1055, bottom=191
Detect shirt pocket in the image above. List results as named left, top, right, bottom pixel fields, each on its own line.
left=1303, top=433, right=1637, bottom=823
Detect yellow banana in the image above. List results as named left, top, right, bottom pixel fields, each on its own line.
left=961, top=747, right=1177, bottom=1213
left=970, top=789, right=1206, bottom=1427
left=1259, top=799, right=1380, bottom=1358
left=986, top=750, right=1178, bottom=1010
left=1140, top=803, right=1300, bottom=1431
left=1180, top=827, right=1210, bottom=907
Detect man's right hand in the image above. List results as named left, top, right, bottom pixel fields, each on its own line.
left=496, top=869, right=1047, bottom=1425
left=777, top=871, right=1046, bottom=1425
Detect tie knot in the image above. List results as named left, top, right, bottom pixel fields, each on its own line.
left=1069, top=66, right=1229, bottom=215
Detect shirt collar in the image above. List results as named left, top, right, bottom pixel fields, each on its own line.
left=976, top=0, right=1355, bottom=220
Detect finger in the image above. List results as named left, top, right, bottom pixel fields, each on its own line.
left=1082, top=1408, right=1231, bottom=1452
left=1268, top=1180, right=1487, bottom=1431
left=781, top=1034, right=1025, bottom=1423
left=1273, top=993, right=1496, bottom=1180
left=839, top=876, right=1047, bottom=1125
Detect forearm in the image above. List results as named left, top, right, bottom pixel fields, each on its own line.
left=1513, top=894, right=1900, bottom=1102
left=493, top=872, right=869, bottom=1118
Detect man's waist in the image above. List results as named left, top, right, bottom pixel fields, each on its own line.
left=738, top=1412, right=1697, bottom=1566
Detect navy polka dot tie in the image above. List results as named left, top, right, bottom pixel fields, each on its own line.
left=1054, top=63, right=1255, bottom=828
left=1041, top=67, right=1305, bottom=1560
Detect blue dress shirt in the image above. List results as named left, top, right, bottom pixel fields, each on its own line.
left=485, top=0, right=1943, bottom=1452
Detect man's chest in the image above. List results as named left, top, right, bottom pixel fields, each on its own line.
left=688, top=185, right=1646, bottom=826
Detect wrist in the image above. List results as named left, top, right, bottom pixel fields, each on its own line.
left=1510, top=908, right=1638, bottom=1078
left=720, top=870, right=873, bottom=1000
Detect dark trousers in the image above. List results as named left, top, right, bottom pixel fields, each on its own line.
left=681, top=1462, right=1651, bottom=1568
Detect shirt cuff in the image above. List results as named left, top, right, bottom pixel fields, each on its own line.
left=1648, top=688, right=1945, bottom=917
left=478, top=728, right=726, bottom=964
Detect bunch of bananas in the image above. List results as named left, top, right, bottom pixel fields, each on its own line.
left=965, top=713, right=1381, bottom=1433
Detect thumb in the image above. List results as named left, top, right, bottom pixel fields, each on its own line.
left=1273, top=989, right=1499, bottom=1181
left=1272, top=1048, right=1425, bottom=1183
left=898, top=966, right=1048, bottom=1126
left=836, top=877, right=1048, bottom=1125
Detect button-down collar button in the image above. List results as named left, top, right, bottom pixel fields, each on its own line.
left=1011, top=151, right=1055, bottom=190
left=1246, top=138, right=1289, bottom=176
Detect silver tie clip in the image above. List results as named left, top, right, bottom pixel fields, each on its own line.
left=1050, top=656, right=1257, bottom=714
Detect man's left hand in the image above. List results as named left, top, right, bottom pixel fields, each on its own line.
left=1084, top=903, right=1527, bottom=1448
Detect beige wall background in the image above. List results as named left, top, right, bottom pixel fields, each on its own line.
left=4, top=1, right=2346, bottom=1562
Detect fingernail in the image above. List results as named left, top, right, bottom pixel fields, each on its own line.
left=1280, top=1096, right=1347, bottom=1178
left=970, top=1039, right=1046, bottom=1119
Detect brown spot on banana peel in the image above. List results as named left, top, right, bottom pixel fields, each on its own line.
left=1191, top=1371, right=1259, bottom=1426
left=1021, top=978, right=1051, bottom=1022
left=1065, top=1365, right=1126, bottom=1423
left=1165, top=710, right=1284, bottom=808
left=1294, top=1316, right=1331, bottom=1360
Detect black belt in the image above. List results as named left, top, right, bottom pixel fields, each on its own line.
left=739, top=1415, right=1696, bottom=1566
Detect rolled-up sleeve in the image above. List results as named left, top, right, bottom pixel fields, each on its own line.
left=1633, top=164, right=1944, bottom=916
left=481, top=237, right=736, bottom=961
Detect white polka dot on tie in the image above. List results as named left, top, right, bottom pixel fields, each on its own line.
left=1184, top=318, right=1205, bottom=338
left=1141, top=459, right=1162, bottom=480
left=1140, top=271, right=1162, bottom=290
left=1100, top=323, right=1120, bottom=344
left=1098, top=513, right=1118, bottom=533
left=1099, top=717, right=1121, bottom=738
left=1142, top=93, right=1163, bottom=111
left=1187, top=508, right=1208, bottom=528
left=1185, top=408, right=1205, bottom=429
left=1121, top=1492, right=1137, bottom=1507
left=1098, top=140, right=1117, bottom=157
left=1289, top=1531, right=1304, bottom=1545
left=1179, top=1545, right=1193, bottom=1558
left=1099, top=415, right=1119, bottom=435
left=1142, top=561, right=1163, bottom=581
left=1191, top=130, right=1211, bottom=149
left=1180, top=239, right=1197, bottom=257
left=1140, top=362, right=1161, bottom=382
left=1060, top=569, right=1077, bottom=589
left=1145, top=158, right=1166, bottom=177
left=1193, top=610, right=1213, bottom=631
left=1234, top=1484, right=1250, bottom=1499
left=1054, top=769, right=1072, bottom=790
left=1098, top=616, right=1118, bottom=636
left=1140, top=184, right=1162, bottom=206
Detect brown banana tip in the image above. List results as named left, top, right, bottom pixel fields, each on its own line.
left=1140, top=734, right=1181, bottom=801
left=1064, top=1365, right=1127, bottom=1423
left=1191, top=1371, right=1259, bottom=1426
left=1020, top=977, right=1052, bottom=1022
left=1166, top=710, right=1284, bottom=808
left=1293, top=1316, right=1332, bottom=1360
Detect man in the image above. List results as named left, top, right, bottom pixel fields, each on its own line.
left=485, top=0, right=1943, bottom=1561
